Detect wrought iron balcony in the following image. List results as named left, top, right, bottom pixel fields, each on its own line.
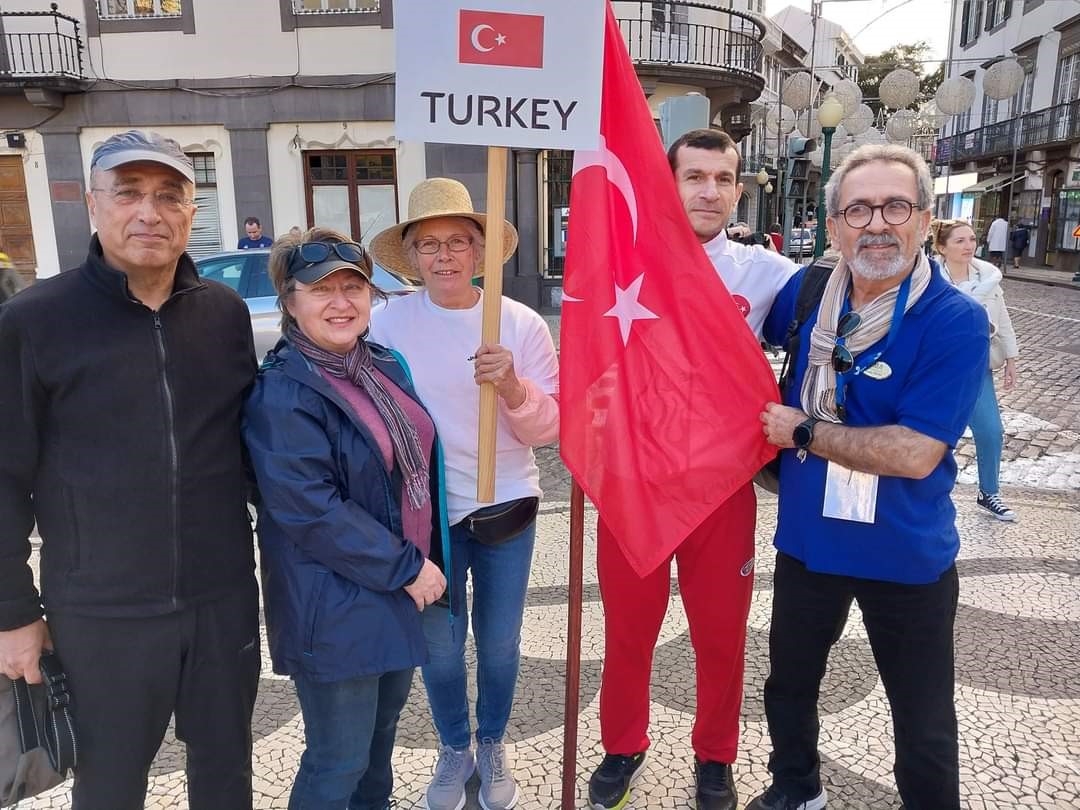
left=935, top=99, right=1080, bottom=166
left=616, top=1, right=765, bottom=87
left=0, top=4, right=86, bottom=91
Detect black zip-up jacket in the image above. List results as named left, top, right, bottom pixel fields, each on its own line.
left=0, top=237, right=258, bottom=628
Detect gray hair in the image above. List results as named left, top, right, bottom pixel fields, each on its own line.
left=825, top=144, right=934, bottom=218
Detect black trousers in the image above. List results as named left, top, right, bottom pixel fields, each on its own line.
left=47, top=588, right=261, bottom=810
left=763, top=552, right=960, bottom=810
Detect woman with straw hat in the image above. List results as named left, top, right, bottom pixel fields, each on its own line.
left=370, top=178, right=559, bottom=810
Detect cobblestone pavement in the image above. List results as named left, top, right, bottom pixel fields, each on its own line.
left=25, top=279, right=1080, bottom=809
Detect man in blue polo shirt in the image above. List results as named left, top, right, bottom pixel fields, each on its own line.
left=237, top=216, right=273, bottom=249
left=749, top=145, right=988, bottom=810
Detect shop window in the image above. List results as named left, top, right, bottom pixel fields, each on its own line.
left=303, top=150, right=397, bottom=246
left=542, top=150, right=572, bottom=278
left=1053, top=189, right=1080, bottom=252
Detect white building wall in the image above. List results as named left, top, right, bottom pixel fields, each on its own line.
left=0, top=131, right=61, bottom=278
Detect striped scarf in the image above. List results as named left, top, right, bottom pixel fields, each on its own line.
left=288, top=326, right=430, bottom=509
left=800, top=251, right=932, bottom=423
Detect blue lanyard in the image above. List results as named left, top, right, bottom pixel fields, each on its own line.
left=834, top=272, right=912, bottom=418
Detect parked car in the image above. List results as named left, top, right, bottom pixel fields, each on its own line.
left=195, top=248, right=417, bottom=359
left=787, top=228, right=816, bottom=258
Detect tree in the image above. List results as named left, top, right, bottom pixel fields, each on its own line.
left=858, top=42, right=943, bottom=116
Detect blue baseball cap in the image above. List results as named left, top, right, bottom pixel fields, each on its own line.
left=90, top=130, right=195, bottom=184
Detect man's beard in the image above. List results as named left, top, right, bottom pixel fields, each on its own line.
left=848, top=234, right=912, bottom=281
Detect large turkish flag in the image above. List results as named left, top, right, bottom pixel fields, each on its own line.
left=559, top=5, right=779, bottom=578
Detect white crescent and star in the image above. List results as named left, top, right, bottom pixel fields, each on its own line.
left=571, top=135, right=638, bottom=244
left=603, top=274, right=659, bottom=346
left=470, top=24, right=508, bottom=52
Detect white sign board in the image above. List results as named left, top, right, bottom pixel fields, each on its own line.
left=394, top=0, right=604, bottom=150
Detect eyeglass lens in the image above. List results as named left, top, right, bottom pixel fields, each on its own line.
left=843, top=200, right=914, bottom=228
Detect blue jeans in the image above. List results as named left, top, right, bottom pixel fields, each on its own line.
left=289, top=668, right=414, bottom=810
left=968, top=369, right=1003, bottom=495
left=421, top=519, right=536, bottom=748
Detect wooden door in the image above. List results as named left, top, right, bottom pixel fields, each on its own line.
left=0, top=156, right=37, bottom=285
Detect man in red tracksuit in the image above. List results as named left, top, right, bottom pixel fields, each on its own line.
left=587, top=129, right=799, bottom=810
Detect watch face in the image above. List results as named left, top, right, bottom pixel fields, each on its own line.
left=794, top=420, right=814, bottom=449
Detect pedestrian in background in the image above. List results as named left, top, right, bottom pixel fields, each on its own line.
left=1009, top=221, right=1031, bottom=270
left=244, top=227, right=447, bottom=809
left=238, top=216, right=273, bottom=249
left=985, top=214, right=1008, bottom=269
left=755, top=144, right=987, bottom=810
left=370, top=178, right=559, bottom=810
left=0, top=130, right=259, bottom=809
left=934, top=218, right=1019, bottom=522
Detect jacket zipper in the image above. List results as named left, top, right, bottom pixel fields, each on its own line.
left=152, top=311, right=181, bottom=611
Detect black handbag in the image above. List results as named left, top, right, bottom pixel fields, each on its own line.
left=1, top=651, right=77, bottom=807
left=462, top=497, right=539, bottom=545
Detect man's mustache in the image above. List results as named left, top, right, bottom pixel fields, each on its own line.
left=856, top=234, right=900, bottom=249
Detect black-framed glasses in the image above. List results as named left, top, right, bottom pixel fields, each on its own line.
left=414, top=236, right=473, bottom=255
left=830, top=311, right=862, bottom=373
left=287, top=241, right=366, bottom=277
left=837, top=200, right=919, bottom=229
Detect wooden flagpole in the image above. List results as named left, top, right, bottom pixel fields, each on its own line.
left=562, top=479, right=586, bottom=808
left=476, top=145, right=508, bottom=503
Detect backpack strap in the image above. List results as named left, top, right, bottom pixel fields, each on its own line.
left=777, top=256, right=838, bottom=396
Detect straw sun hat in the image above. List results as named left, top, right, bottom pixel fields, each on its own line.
left=369, top=177, right=518, bottom=282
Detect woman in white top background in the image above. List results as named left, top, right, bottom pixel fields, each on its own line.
left=933, top=219, right=1019, bottom=521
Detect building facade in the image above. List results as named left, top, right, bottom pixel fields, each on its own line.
left=0, top=0, right=772, bottom=309
left=935, top=1, right=1080, bottom=274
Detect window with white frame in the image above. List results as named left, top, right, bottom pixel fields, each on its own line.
left=98, top=0, right=182, bottom=18
left=1056, top=53, right=1080, bottom=106
left=980, top=91, right=999, bottom=126
left=1010, top=63, right=1035, bottom=118
left=293, top=0, right=379, bottom=13
left=984, top=0, right=1011, bottom=31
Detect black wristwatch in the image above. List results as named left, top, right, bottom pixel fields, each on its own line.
left=793, top=417, right=818, bottom=456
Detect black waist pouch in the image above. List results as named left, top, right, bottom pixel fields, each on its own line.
left=462, top=497, right=539, bottom=545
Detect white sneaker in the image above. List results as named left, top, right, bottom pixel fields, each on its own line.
left=477, top=738, right=519, bottom=809
left=425, top=745, right=475, bottom=810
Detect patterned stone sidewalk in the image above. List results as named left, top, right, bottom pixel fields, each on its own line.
left=25, top=484, right=1080, bottom=809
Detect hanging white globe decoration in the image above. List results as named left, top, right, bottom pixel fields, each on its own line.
left=803, top=115, right=823, bottom=142
left=935, top=76, right=976, bottom=115
left=855, top=127, right=885, bottom=146
left=879, top=68, right=920, bottom=110
left=766, top=104, right=797, bottom=135
left=886, top=110, right=917, bottom=142
left=809, top=147, right=823, bottom=168
left=917, top=100, right=948, bottom=130
left=983, top=58, right=1025, bottom=101
left=831, top=80, right=863, bottom=117
left=832, top=123, right=848, bottom=143
left=782, top=72, right=814, bottom=111
left=843, top=103, right=874, bottom=136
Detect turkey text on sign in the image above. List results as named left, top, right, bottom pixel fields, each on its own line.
left=394, top=0, right=604, bottom=150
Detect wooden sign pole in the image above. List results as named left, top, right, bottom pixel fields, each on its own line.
left=561, top=480, right=586, bottom=808
left=476, top=145, right=508, bottom=503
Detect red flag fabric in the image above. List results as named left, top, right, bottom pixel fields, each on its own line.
left=458, top=9, right=544, bottom=69
left=559, top=5, right=780, bottom=578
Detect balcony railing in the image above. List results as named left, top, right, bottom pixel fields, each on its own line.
left=616, top=1, right=765, bottom=80
left=0, top=4, right=84, bottom=81
left=935, top=98, right=1080, bottom=165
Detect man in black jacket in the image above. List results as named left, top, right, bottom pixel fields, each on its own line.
left=0, top=131, right=259, bottom=809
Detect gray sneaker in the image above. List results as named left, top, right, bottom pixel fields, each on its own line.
left=425, top=745, right=475, bottom=810
left=477, top=738, right=520, bottom=810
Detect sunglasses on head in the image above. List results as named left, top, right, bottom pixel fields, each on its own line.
left=286, top=241, right=366, bottom=278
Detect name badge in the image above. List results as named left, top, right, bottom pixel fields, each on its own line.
left=823, top=461, right=878, bottom=524
left=863, top=361, right=892, bottom=380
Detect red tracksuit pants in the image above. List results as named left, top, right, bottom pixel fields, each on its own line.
left=596, top=481, right=757, bottom=764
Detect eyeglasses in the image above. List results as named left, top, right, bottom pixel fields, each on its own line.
left=295, top=280, right=369, bottom=301
left=837, top=200, right=919, bottom=229
left=830, top=310, right=862, bottom=374
left=91, top=187, right=195, bottom=212
left=413, top=236, right=473, bottom=255
left=287, top=241, right=367, bottom=278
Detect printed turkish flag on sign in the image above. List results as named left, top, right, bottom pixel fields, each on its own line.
left=559, top=6, right=780, bottom=578
left=458, top=9, right=544, bottom=69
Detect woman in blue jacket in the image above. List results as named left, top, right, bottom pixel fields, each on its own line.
left=244, top=227, right=449, bottom=810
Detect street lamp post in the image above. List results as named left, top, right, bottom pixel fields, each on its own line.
left=755, top=167, right=769, bottom=232
left=814, top=95, right=845, bottom=258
